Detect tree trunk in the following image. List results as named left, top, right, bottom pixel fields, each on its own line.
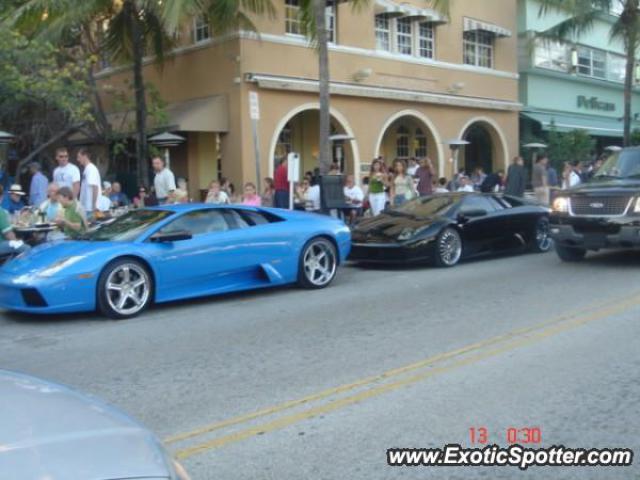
left=623, top=44, right=634, bottom=146
left=126, top=0, right=150, bottom=186
left=314, top=0, right=331, bottom=175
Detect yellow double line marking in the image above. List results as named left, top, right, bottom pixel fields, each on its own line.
left=167, top=292, right=640, bottom=460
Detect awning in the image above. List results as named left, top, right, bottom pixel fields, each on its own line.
left=521, top=110, right=632, bottom=138
left=463, top=17, right=512, bottom=38
left=375, top=0, right=446, bottom=23
left=107, top=95, right=228, bottom=134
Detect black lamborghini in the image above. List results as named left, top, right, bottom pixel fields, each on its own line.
left=349, top=193, right=552, bottom=267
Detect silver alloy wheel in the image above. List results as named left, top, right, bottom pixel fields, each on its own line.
left=438, top=229, right=462, bottom=266
left=105, top=263, right=150, bottom=317
left=536, top=219, right=552, bottom=251
left=303, top=241, right=337, bottom=287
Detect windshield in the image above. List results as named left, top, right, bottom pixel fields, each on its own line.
left=391, top=195, right=457, bottom=218
left=83, top=209, right=174, bottom=242
left=594, top=150, right=640, bottom=179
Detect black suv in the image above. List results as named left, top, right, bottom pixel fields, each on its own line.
left=550, top=146, right=640, bottom=261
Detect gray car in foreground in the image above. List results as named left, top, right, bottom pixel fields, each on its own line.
left=0, top=369, right=190, bottom=480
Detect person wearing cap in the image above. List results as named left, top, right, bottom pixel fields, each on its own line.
left=2, top=184, right=26, bottom=214
left=0, top=204, right=28, bottom=258
left=29, top=162, right=49, bottom=207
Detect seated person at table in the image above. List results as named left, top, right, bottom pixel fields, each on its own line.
left=97, top=181, right=112, bottom=212
left=3, top=184, right=26, bottom=214
left=295, top=178, right=320, bottom=212
left=39, top=183, right=61, bottom=222
left=133, top=186, right=158, bottom=208
left=343, top=175, right=364, bottom=224
left=109, top=181, right=129, bottom=207
left=55, top=187, right=87, bottom=238
left=0, top=206, right=28, bottom=258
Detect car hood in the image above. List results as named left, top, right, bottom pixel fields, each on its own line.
left=353, top=213, right=443, bottom=241
left=569, top=178, right=640, bottom=195
left=1, top=241, right=122, bottom=277
left=0, top=370, right=171, bottom=479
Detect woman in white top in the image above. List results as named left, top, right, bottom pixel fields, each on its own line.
left=205, top=180, right=230, bottom=204
left=562, top=162, right=581, bottom=189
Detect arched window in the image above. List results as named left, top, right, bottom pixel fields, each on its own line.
left=396, top=125, right=410, bottom=158
left=415, top=128, right=427, bottom=158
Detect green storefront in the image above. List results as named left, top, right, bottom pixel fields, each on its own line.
left=518, top=0, right=640, bottom=151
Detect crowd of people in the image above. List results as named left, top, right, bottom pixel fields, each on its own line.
left=0, top=145, right=606, bottom=257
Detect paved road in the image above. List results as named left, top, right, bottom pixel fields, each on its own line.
left=1, top=249, right=639, bottom=479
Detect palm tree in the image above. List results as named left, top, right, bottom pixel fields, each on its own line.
left=537, top=0, right=640, bottom=146
left=7, top=0, right=275, bottom=184
left=297, top=0, right=450, bottom=175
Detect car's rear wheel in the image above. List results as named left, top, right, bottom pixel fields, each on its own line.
left=434, top=227, right=463, bottom=268
left=555, top=244, right=587, bottom=262
left=298, top=237, right=338, bottom=289
left=98, top=258, right=152, bottom=319
left=530, top=217, right=553, bottom=253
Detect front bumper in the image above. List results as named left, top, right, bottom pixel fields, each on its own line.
left=550, top=216, right=640, bottom=250
left=349, top=239, right=435, bottom=263
left=0, top=271, right=96, bottom=314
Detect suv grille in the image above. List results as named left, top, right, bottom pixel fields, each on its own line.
left=570, top=196, right=632, bottom=216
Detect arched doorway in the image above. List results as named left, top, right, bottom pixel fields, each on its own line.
left=459, top=118, right=508, bottom=174
left=270, top=105, right=359, bottom=179
left=375, top=111, right=443, bottom=175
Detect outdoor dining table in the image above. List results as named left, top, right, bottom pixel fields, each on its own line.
left=13, top=223, right=58, bottom=245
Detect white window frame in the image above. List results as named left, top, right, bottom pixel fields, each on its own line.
left=193, top=15, right=210, bottom=44
left=533, top=38, right=569, bottom=72
left=375, top=15, right=391, bottom=51
left=463, top=30, right=494, bottom=68
left=285, top=0, right=303, bottom=36
left=417, top=22, right=435, bottom=59
left=577, top=46, right=607, bottom=80
left=414, top=128, right=427, bottom=158
left=396, top=125, right=410, bottom=158
left=395, top=18, right=413, bottom=56
left=375, top=15, right=437, bottom=60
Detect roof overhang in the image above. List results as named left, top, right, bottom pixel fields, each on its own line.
left=375, top=0, right=447, bottom=23
left=521, top=110, right=636, bottom=138
left=107, top=95, right=229, bottom=135
left=464, top=17, right=512, bottom=38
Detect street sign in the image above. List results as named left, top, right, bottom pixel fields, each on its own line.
left=287, top=152, right=301, bottom=210
left=249, top=91, right=260, bottom=120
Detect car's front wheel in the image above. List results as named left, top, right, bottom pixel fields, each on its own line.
left=434, top=227, right=463, bottom=268
left=97, top=258, right=153, bottom=319
left=298, top=237, right=338, bottom=289
left=555, top=244, right=587, bottom=262
left=530, top=217, right=553, bottom=253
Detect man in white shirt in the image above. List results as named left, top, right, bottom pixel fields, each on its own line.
left=457, top=176, right=475, bottom=192
left=343, top=175, right=364, bottom=224
left=52, top=147, right=81, bottom=198
left=77, top=148, right=102, bottom=216
left=152, top=156, right=176, bottom=204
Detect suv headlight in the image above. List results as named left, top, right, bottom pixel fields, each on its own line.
left=552, top=197, right=569, bottom=213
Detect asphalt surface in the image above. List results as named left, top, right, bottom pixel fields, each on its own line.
left=1, top=248, right=639, bottom=479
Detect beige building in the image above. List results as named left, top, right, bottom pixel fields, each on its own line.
left=97, top=0, right=520, bottom=198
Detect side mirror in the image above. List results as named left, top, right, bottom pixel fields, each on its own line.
left=458, top=208, right=487, bottom=222
left=151, top=230, right=193, bottom=243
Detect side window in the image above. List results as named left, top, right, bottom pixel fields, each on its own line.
left=488, top=196, right=508, bottom=210
left=160, top=209, right=230, bottom=236
left=459, top=196, right=496, bottom=214
left=237, top=210, right=272, bottom=226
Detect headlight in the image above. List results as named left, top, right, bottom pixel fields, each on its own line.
left=397, top=228, right=416, bottom=241
left=38, top=256, right=84, bottom=277
left=552, top=197, right=569, bottom=213
left=634, top=197, right=640, bottom=213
